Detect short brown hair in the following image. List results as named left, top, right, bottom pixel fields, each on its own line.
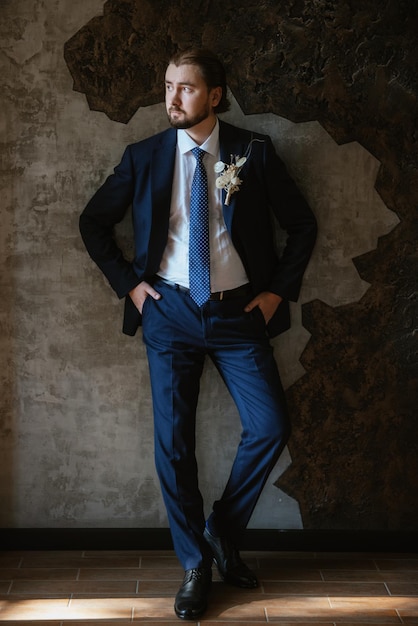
left=169, top=48, right=231, bottom=114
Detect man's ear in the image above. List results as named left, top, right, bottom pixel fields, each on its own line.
left=211, top=86, right=222, bottom=108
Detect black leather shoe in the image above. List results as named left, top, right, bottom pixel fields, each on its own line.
left=203, top=527, right=259, bottom=588
left=174, top=567, right=212, bottom=620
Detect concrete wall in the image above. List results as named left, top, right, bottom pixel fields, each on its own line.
left=0, top=0, right=409, bottom=530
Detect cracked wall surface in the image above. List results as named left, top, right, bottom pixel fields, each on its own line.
left=0, top=0, right=417, bottom=530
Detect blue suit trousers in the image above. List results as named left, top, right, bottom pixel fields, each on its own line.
left=142, top=279, right=290, bottom=570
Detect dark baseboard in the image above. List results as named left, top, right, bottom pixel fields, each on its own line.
left=1, top=528, right=417, bottom=552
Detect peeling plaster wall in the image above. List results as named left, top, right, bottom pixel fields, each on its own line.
left=0, top=0, right=414, bottom=531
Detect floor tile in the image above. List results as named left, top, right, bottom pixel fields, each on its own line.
left=79, top=567, right=182, bottom=581
left=0, top=567, right=79, bottom=581
left=0, top=557, right=22, bottom=569
left=65, top=596, right=134, bottom=620
left=0, top=596, right=70, bottom=620
left=375, top=559, right=418, bottom=571
left=264, top=595, right=335, bottom=620
left=259, top=557, right=378, bottom=571
left=20, top=554, right=141, bottom=569
left=10, top=579, right=138, bottom=595
left=0, top=622, right=62, bottom=626
left=131, top=596, right=178, bottom=620
left=263, top=581, right=389, bottom=596
left=386, top=582, right=418, bottom=596
left=258, top=567, right=323, bottom=581
left=139, top=555, right=186, bottom=569
left=323, top=569, right=418, bottom=583
left=329, top=594, right=415, bottom=621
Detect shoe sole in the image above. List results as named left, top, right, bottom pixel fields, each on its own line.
left=174, top=603, right=207, bottom=620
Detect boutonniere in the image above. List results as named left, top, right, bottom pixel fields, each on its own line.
left=214, top=137, right=264, bottom=206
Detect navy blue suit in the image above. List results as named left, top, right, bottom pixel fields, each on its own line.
left=80, top=120, right=317, bottom=569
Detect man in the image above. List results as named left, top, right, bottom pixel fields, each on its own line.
left=80, top=48, right=317, bottom=619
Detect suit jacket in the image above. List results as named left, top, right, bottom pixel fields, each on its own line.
left=79, top=120, right=317, bottom=338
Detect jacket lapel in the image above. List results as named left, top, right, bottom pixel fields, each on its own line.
left=151, top=128, right=177, bottom=217
left=146, top=128, right=177, bottom=268
left=218, top=121, right=249, bottom=234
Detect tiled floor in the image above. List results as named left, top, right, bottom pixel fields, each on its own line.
left=0, top=550, right=418, bottom=624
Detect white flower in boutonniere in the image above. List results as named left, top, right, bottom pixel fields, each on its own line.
left=214, top=156, right=247, bottom=206
left=214, top=137, right=264, bottom=206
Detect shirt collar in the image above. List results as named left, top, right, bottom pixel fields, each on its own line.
left=177, top=119, right=220, bottom=157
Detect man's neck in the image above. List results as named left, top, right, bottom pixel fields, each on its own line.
left=185, top=115, right=217, bottom=146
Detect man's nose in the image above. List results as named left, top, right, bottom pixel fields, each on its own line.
left=170, top=89, right=181, bottom=105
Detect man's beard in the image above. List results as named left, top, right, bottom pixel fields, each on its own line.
left=167, top=105, right=211, bottom=129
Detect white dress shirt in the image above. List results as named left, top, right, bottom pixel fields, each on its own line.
left=157, top=120, right=248, bottom=292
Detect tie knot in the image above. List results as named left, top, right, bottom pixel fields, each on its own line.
left=192, top=147, right=205, bottom=162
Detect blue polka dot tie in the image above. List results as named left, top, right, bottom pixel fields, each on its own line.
left=189, top=147, right=210, bottom=306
